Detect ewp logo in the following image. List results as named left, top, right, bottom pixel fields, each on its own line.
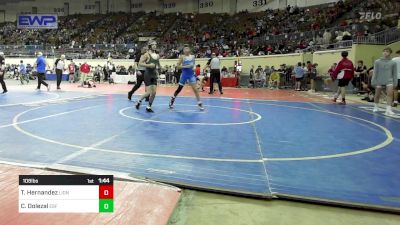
left=17, top=14, right=58, bottom=29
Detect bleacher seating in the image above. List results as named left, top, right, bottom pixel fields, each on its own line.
left=0, top=0, right=398, bottom=59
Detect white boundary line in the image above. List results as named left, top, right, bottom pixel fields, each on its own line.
left=9, top=97, right=395, bottom=162
left=0, top=92, right=60, bottom=107
left=119, top=104, right=262, bottom=126
left=0, top=105, right=99, bottom=129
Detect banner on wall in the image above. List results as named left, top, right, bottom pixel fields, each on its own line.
left=17, top=14, right=58, bottom=29
left=163, top=0, right=195, bottom=13
left=130, top=0, right=160, bottom=12
left=236, top=0, right=278, bottom=12
left=198, top=0, right=222, bottom=14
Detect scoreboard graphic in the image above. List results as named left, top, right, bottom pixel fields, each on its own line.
left=19, top=175, right=114, bottom=213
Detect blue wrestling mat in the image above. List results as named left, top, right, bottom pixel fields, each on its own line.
left=1, top=90, right=399, bottom=212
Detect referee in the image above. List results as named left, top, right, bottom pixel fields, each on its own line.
left=55, top=54, right=66, bottom=90
left=0, top=52, right=7, bottom=94
left=206, top=53, right=223, bottom=94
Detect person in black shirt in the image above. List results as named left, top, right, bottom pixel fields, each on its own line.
left=249, top=65, right=255, bottom=88
left=0, top=52, right=7, bottom=94
left=361, top=67, right=374, bottom=102
left=205, top=53, right=223, bottom=94
left=352, top=60, right=367, bottom=91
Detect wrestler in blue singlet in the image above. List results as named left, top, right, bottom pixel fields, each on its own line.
left=179, top=55, right=196, bottom=86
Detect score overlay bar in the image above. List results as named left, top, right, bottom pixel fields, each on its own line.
left=19, top=175, right=114, bottom=213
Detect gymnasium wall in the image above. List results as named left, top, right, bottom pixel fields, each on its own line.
left=2, top=52, right=319, bottom=75
left=5, top=42, right=397, bottom=76
left=312, top=49, right=352, bottom=75
left=352, top=41, right=400, bottom=68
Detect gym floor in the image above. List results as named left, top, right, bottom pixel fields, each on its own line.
left=1, top=80, right=399, bottom=224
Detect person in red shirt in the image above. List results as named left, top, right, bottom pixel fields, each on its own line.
left=79, top=62, right=92, bottom=87
left=323, top=63, right=337, bottom=90
left=68, top=61, right=75, bottom=83
left=331, top=51, right=355, bottom=105
left=195, top=64, right=201, bottom=77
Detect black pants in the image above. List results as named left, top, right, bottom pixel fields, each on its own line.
left=37, top=73, right=48, bottom=89
left=128, top=72, right=149, bottom=101
left=0, top=74, right=7, bottom=92
left=104, top=70, right=112, bottom=81
left=210, top=69, right=222, bottom=93
left=129, top=73, right=144, bottom=95
left=56, top=69, right=63, bottom=88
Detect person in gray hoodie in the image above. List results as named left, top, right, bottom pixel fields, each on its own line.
left=372, top=47, right=398, bottom=116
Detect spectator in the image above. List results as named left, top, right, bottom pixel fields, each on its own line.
left=0, top=52, right=7, bottom=94
left=392, top=50, right=400, bottom=106
left=351, top=60, right=367, bottom=92
left=361, top=66, right=375, bottom=102
left=323, top=30, right=332, bottom=45
left=19, top=60, right=29, bottom=85
left=80, top=61, right=91, bottom=87
left=68, top=60, right=76, bottom=83
left=249, top=65, right=255, bottom=88
left=255, top=65, right=264, bottom=87
left=371, top=47, right=398, bottom=115
left=323, top=63, right=337, bottom=91
left=294, top=62, right=305, bottom=91
left=269, top=70, right=280, bottom=89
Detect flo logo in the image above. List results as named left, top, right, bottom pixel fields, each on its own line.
left=17, top=14, right=58, bottom=29
left=359, top=12, right=382, bottom=21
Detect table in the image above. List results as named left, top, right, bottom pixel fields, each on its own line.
left=110, top=73, right=135, bottom=84
left=206, top=77, right=238, bottom=87
left=45, top=73, right=69, bottom=81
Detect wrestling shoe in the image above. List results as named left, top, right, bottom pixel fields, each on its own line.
left=361, top=97, right=369, bottom=101
left=169, top=96, right=175, bottom=109
left=384, top=109, right=396, bottom=116
left=198, top=102, right=204, bottom=111
left=146, top=106, right=154, bottom=113
left=128, top=92, right=133, bottom=101
left=135, top=101, right=141, bottom=110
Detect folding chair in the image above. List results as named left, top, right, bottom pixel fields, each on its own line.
left=158, top=74, right=167, bottom=85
